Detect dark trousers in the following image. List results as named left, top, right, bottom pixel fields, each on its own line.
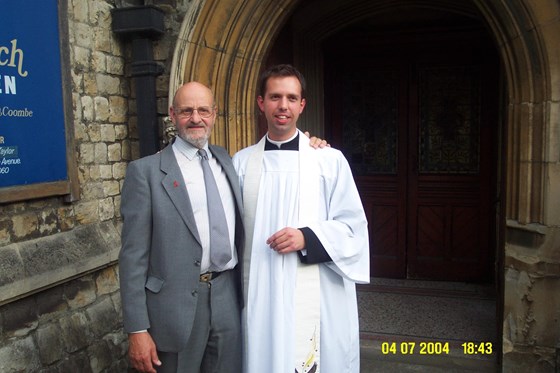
left=157, top=270, right=241, bottom=373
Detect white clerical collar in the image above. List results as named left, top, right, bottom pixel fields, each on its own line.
left=266, top=131, right=299, bottom=149
left=173, top=136, right=210, bottom=161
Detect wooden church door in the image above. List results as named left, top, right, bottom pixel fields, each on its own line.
left=326, top=30, right=498, bottom=281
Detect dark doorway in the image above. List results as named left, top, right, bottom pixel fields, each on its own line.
left=323, top=12, right=499, bottom=281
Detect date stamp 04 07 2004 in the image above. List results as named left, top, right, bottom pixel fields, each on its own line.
left=381, top=341, right=493, bottom=355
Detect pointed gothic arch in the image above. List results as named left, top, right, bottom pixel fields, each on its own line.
left=170, top=0, right=556, bottom=225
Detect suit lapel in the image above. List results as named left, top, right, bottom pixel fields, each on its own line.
left=160, top=144, right=202, bottom=246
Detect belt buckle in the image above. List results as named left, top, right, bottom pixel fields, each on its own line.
left=200, top=272, right=212, bottom=282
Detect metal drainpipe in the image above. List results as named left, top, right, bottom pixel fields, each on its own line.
left=111, top=5, right=164, bottom=157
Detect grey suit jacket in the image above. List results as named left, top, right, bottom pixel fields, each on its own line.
left=118, top=143, right=244, bottom=352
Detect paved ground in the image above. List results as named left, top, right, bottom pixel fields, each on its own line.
left=357, top=278, right=499, bottom=372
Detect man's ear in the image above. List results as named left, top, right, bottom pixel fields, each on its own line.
left=169, top=106, right=176, bottom=122
left=299, top=98, right=306, bottom=113
left=257, top=96, right=265, bottom=112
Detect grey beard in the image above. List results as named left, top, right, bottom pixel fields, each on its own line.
left=180, top=133, right=209, bottom=149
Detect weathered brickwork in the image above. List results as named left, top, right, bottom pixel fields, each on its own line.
left=0, top=0, right=185, bottom=371
left=0, top=267, right=126, bottom=372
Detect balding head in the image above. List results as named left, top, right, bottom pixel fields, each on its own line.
left=170, top=82, right=217, bottom=148
left=172, top=82, right=215, bottom=108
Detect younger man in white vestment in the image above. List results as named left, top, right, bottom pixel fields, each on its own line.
left=232, top=64, right=370, bottom=373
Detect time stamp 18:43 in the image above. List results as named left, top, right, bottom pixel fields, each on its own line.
left=381, top=341, right=493, bottom=355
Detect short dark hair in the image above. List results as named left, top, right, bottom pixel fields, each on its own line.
left=258, top=64, right=306, bottom=99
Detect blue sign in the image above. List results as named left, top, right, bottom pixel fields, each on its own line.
left=0, top=0, right=68, bottom=188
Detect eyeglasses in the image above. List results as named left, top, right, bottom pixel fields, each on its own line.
left=174, top=106, right=215, bottom=119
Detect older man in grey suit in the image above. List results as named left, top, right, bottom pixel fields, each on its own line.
left=119, top=82, right=244, bottom=373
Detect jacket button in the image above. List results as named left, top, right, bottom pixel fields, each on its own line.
left=194, top=260, right=201, bottom=267
left=191, top=290, right=198, bottom=297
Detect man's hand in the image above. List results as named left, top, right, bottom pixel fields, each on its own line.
left=128, top=332, right=161, bottom=373
left=304, top=131, right=330, bottom=149
left=267, top=227, right=305, bottom=254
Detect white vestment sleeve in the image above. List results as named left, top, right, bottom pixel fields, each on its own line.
left=305, top=149, right=370, bottom=284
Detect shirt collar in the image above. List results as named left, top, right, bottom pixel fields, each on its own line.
left=173, top=136, right=210, bottom=160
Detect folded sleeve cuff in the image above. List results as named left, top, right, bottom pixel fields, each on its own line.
left=298, top=227, right=332, bottom=264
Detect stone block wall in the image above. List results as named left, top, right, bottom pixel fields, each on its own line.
left=502, top=227, right=560, bottom=372
left=0, top=267, right=126, bottom=372
left=0, top=0, right=185, bottom=371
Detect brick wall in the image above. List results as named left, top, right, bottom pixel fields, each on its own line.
left=0, top=267, right=126, bottom=372
left=0, top=0, right=185, bottom=371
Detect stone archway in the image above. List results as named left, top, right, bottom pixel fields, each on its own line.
left=170, top=0, right=552, bottom=224
left=170, top=0, right=560, bottom=368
